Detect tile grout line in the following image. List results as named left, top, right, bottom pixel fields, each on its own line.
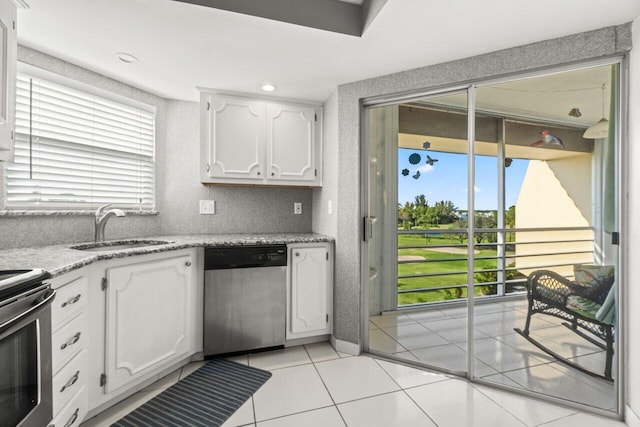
left=303, top=344, right=349, bottom=427
left=371, top=357, right=441, bottom=427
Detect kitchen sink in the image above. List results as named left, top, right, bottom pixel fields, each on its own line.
left=70, top=240, right=172, bottom=252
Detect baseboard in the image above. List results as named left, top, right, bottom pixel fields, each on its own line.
left=626, top=404, right=640, bottom=427
left=285, top=335, right=330, bottom=347
left=330, top=336, right=360, bottom=355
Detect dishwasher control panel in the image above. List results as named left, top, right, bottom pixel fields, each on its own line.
left=204, top=245, right=287, bottom=270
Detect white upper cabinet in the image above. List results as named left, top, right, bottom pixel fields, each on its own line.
left=0, top=0, right=16, bottom=162
left=266, top=102, right=317, bottom=183
left=200, top=90, right=322, bottom=187
left=203, top=94, right=265, bottom=180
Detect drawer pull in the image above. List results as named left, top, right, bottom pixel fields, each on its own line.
left=61, top=294, right=82, bottom=308
left=64, top=408, right=79, bottom=427
left=60, top=332, right=81, bottom=350
left=185, top=261, right=192, bottom=267
left=60, top=370, right=80, bottom=393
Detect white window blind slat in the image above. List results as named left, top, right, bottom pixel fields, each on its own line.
left=4, top=72, right=156, bottom=210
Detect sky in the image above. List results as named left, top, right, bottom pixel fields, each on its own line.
left=397, top=148, right=529, bottom=210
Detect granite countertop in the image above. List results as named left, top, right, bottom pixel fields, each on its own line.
left=0, top=233, right=333, bottom=277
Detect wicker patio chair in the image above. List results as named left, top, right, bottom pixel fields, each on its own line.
left=514, top=269, right=615, bottom=381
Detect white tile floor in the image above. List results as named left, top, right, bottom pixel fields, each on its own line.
left=80, top=342, right=625, bottom=427
left=369, top=298, right=617, bottom=412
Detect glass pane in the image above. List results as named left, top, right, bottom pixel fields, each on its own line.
left=473, top=64, right=618, bottom=411
left=368, top=90, right=470, bottom=374
left=0, top=322, right=38, bottom=427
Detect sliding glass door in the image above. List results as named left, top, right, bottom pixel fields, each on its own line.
left=363, top=62, right=621, bottom=414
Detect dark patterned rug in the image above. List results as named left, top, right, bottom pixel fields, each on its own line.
left=112, top=359, right=271, bottom=427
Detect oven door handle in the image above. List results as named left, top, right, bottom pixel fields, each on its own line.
left=0, top=288, right=56, bottom=334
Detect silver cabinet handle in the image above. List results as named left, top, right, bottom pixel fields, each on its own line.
left=61, top=294, right=81, bottom=308
left=64, top=408, right=79, bottom=427
left=60, top=370, right=80, bottom=393
left=295, top=252, right=300, bottom=257
left=205, top=163, right=210, bottom=172
left=60, top=332, right=81, bottom=350
left=185, top=261, right=192, bottom=267
left=257, top=171, right=261, bottom=176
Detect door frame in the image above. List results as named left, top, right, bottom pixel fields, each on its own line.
left=359, top=56, right=627, bottom=418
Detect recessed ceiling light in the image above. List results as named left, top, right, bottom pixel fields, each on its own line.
left=262, top=83, right=276, bottom=92
left=116, top=52, right=139, bottom=64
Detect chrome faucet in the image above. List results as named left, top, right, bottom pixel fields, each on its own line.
left=95, top=204, right=126, bottom=242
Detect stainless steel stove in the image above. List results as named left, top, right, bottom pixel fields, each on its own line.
left=0, top=268, right=55, bottom=427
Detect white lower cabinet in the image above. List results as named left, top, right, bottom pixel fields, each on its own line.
left=48, top=268, right=89, bottom=427
left=104, top=254, right=195, bottom=393
left=85, top=248, right=203, bottom=418
left=286, top=243, right=333, bottom=340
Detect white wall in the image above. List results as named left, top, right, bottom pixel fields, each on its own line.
left=625, top=15, right=640, bottom=427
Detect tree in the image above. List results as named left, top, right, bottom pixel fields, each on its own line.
left=505, top=205, right=516, bottom=228
left=398, top=201, right=415, bottom=229
left=474, top=211, right=497, bottom=244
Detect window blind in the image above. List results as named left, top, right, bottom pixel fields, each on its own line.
left=4, top=72, right=155, bottom=210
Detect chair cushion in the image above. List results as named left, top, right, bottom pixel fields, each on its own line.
left=566, top=295, right=601, bottom=319
left=572, top=264, right=615, bottom=305
left=573, top=264, right=614, bottom=287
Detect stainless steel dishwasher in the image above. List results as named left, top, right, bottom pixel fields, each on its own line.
left=204, top=245, right=287, bottom=357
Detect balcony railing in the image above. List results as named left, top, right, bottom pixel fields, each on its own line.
left=397, top=226, right=594, bottom=307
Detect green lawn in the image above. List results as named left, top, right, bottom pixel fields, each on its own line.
left=397, top=232, right=518, bottom=305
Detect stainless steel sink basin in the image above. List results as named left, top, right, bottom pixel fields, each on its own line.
left=70, top=240, right=172, bottom=252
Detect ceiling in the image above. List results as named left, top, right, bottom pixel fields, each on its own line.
left=16, top=0, right=640, bottom=103
left=415, top=64, right=614, bottom=127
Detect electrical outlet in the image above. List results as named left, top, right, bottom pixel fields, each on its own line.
left=199, top=200, right=215, bottom=215
left=294, top=202, right=302, bottom=215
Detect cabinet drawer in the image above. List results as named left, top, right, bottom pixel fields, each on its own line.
left=49, top=385, right=87, bottom=427
left=52, top=313, right=87, bottom=374
left=52, top=349, right=87, bottom=415
left=51, top=274, right=88, bottom=331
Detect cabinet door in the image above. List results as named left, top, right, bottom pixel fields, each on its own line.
left=0, top=0, right=16, bottom=161
left=202, top=94, right=265, bottom=180
left=266, top=103, right=317, bottom=184
left=288, top=246, right=331, bottom=338
left=104, top=255, right=193, bottom=393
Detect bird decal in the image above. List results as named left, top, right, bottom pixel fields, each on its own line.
left=530, top=130, right=565, bottom=149
left=426, top=155, right=439, bottom=166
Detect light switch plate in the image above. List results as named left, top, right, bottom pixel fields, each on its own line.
left=199, top=200, right=215, bottom=215
left=294, top=202, right=302, bottom=215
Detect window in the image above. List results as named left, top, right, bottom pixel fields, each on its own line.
left=3, top=69, right=155, bottom=210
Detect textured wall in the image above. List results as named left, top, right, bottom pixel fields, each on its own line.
left=331, top=24, right=633, bottom=346
left=0, top=47, right=313, bottom=249
left=312, top=90, right=338, bottom=237
left=159, top=100, right=313, bottom=236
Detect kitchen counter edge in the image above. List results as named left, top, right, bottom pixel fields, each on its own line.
left=0, top=233, right=334, bottom=277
